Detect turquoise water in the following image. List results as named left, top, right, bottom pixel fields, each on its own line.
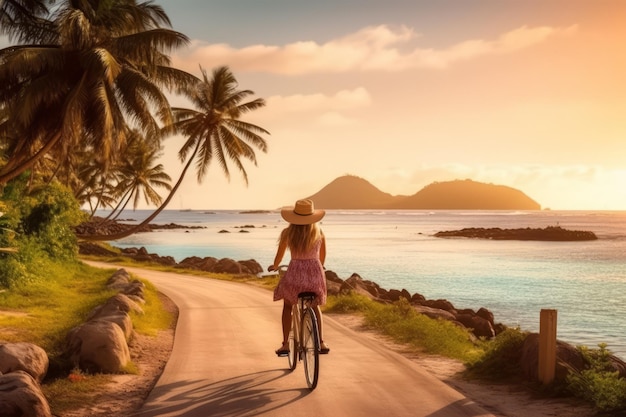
left=108, top=209, right=626, bottom=359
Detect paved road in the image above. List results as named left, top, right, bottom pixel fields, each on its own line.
left=88, top=262, right=500, bottom=417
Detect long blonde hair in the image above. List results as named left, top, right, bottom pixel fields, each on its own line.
left=281, top=223, right=322, bottom=254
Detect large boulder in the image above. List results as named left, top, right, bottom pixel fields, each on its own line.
left=88, top=293, right=144, bottom=320
left=178, top=256, right=218, bottom=271
left=239, top=259, right=263, bottom=275
left=520, top=333, right=587, bottom=382
left=520, top=333, right=626, bottom=383
left=340, top=273, right=381, bottom=300
left=96, top=312, right=134, bottom=341
left=213, top=258, right=243, bottom=274
left=0, top=342, right=48, bottom=383
left=66, top=320, right=131, bottom=373
left=0, top=370, right=51, bottom=417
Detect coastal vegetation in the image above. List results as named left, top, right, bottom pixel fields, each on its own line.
left=0, top=0, right=270, bottom=242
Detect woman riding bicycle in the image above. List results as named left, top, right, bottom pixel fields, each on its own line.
left=269, top=199, right=330, bottom=356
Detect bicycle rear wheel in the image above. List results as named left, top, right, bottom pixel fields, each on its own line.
left=301, top=307, right=320, bottom=390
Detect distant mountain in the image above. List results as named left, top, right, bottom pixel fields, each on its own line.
left=306, top=175, right=541, bottom=210
left=306, top=175, right=405, bottom=209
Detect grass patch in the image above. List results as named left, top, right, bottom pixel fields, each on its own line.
left=326, top=292, right=484, bottom=363
left=0, top=261, right=116, bottom=355
left=42, top=370, right=113, bottom=412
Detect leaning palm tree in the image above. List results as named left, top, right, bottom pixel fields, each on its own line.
left=77, top=65, right=270, bottom=240
left=0, top=0, right=193, bottom=185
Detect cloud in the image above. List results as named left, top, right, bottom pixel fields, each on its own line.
left=250, top=87, right=372, bottom=124
left=267, top=87, right=371, bottom=112
left=172, top=24, right=578, bottom=75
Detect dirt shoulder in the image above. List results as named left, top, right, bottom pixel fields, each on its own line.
left=329, top=314, right=594, bottom=417
left=59, top=295, right=594, bottom=417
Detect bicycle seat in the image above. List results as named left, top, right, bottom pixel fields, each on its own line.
left=298, top=292, right=317, bottom=299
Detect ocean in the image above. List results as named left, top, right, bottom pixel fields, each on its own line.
left=105, top=209, right=626, bottom=360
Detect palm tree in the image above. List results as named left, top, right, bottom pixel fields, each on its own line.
left=0, top=0, right=193, bottom=185
left=77, top=65, right=270, bottom=240
left=106, top=129, right=172, bottom=220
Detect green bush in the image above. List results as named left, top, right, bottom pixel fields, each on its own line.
left=0, top=179, right=85, bottom=287
left=20, top=182, right=85, bottom=260
left=566, top=344, right=626, bottom=412
left=465, top=327, right=528, bottom=380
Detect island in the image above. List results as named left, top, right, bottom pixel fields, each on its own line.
left=434, top=226, right=598, bottom=241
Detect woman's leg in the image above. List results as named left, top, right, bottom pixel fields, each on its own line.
left=278, top=301, right=292, bottom=350
left=315, top=305, right=330, bottom=353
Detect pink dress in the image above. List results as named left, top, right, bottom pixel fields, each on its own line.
left=273, top=238, right=327, bottom=306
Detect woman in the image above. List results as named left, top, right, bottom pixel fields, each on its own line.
left=269, top=199, right=330, bottom=356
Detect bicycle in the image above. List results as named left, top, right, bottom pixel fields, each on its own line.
left=276, top=265, right=320, bottom=390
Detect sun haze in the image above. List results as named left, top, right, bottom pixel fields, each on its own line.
left=142, top=1, right=626, bottom=210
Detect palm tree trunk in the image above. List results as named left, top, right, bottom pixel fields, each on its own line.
left=0, top=132, right=62, bottom=185
left=77, top=142, right=200, bottom=241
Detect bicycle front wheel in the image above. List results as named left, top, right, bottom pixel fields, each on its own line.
left=288, top=311, right=297, bottom=371
left=301, top=307, right=320, bottom=390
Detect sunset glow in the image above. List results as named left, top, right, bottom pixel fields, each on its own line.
left=147, top=1, right=626, bottom=210
left=27, top=1, right=624, bottom=211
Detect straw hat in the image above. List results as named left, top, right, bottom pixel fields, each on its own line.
left=281, top=199, right=325, bottom=225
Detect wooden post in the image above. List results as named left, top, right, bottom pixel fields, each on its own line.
left=538, top=309, right=557, bottom=384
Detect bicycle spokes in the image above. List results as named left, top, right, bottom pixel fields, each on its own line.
left=302, top=309, right=320, bottom=390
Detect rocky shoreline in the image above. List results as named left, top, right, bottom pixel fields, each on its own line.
left=74, top=217, right=206, bottom=237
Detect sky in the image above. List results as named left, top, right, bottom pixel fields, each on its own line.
left=6, top=0, right=626, bottom=210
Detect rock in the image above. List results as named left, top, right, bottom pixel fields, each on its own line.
left=121, top=280, right=146, bottom=300
left=410, top=292, right=426, bottom=304
left=325, top=270, right=343, bottom=284
left=520, top=333, right=626, bottom=383
left=476, top=307, right=495, bottom=325
left=423, top=299, right=456, bottom=312
left=106, top=268, right=131, bottom=290
left=96, top=313, right=134, bottom=341
left=0, top=371, right=51, bottom=417
left=66, top=320, right=131, bottom=373
left=326, top=279, right=342, bottom=296
left=0, top=343, right=48, bottom=383
left=455, top=313, right=495, bottom=338
left=340, top=274, right=380, bottom=300
left=520, top=333, right=585, bottom=382
left=178, top=256, right=218, bottom=271
left=413, top=305, right=457, bottom=322
left=78, top=242, right=118, bottom=256
left=239, top=259, right=263, bottom=275
left=213, top=258, right=242, bottom=274
left=88, top=293, right=144, bottom=320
